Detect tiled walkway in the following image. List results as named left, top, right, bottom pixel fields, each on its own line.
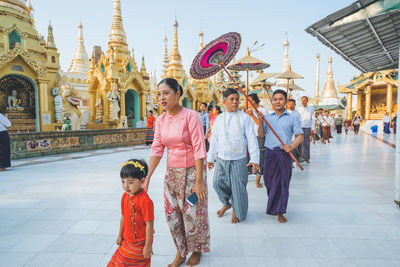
left=0, top=133, right=399, bottom=267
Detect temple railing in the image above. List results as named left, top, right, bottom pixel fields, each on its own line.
left=10, top=128, right=145, bottom=160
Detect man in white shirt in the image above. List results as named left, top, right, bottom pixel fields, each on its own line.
left=297, top=96, right=315, bottom=163
left=207, top=88, right=259, bottom=223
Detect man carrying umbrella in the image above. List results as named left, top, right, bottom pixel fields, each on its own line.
left=207, top=88, right=259, bottom=224
left=258, top=89, right=304, bottom=223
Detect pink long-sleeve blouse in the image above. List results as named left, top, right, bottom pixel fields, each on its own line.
left=150, top=108, right=207, bottom=168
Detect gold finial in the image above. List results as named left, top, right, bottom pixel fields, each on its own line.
left=108, top=0, right=128, bottom=49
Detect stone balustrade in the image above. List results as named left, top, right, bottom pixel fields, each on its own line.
left=10, top=128, right=145, bottom=160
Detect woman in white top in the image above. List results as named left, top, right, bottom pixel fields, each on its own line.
left=383, top=112, right=391, bottom=134
left=0, top=109, right=11, bottom=171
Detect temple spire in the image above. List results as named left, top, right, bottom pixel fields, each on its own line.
left=168, top=18, right=183, bottom=69
left=108, top=0, right=128, bottom=49
left=321, top=56, right=339, bottom=99
left=199, top=29, right=204, bottom=50
left=278, top=33, right=290, bottom=87
left=68, top=22, right=90, bottom=73
left=315, top=54, right=320, bottom=97
left=162, top=35, right=169, bottom=73
left=47, top=22, right=56, bottom=48
left=140, top=56, right=147, bottom=73
left=283, top=33, right=289, bottom=72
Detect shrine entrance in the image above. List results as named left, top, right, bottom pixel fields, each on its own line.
left=125, top=89, right=140, bottom=128
left=0, top=74, right=38, bottom=132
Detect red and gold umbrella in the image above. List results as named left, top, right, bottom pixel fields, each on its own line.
left=190, top=33, right=303, bottom=170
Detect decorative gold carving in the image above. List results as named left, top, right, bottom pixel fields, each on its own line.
left=0, top=47, right=47, bottom=78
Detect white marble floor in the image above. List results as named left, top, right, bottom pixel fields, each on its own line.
left=1, top=133, right=399, bottom=267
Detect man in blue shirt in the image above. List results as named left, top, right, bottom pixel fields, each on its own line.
left=199, top=102, right=210, bottom=151
left=258, top=89, right=304, bottom=223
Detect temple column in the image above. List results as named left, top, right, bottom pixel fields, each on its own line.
left=89, top=90, right=96, bottom=122
left=357, top=91, right=363, bottom=116
left=38, top=81, right=49, bottom=113
left=387, top=84, right=393, bottom=114
left=120, top=89, right=126, bottom=117
left=140, top=93, right=146, bottom=120
left=365, top=85, right=371, bottom=120
left=102, top=88, right=109, bottom=122
left=346, top=92, right=352, bottom=120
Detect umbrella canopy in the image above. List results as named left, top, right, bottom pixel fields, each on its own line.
left=275, top=70, right=303, bottom=80
left=190, top=32, right=241, bottom=79
left=277, top=80, right=304, bottom=91
left=250, top=72, right=279, bottom=86
left=227, top=47, right=270, bottom=71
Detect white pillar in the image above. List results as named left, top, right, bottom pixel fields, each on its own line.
left=395, top=38, right=400, bottom=206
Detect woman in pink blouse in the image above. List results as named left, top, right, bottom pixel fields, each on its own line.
left=144, top=78, right=209, bottom=267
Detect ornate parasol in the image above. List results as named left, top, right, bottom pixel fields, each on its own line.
left=227, top=47, right=270, bottom=109
left=275, top=65, right=303, bottom=94
left=190, top=33, right=304, bottom=170
left=190, top=32, right=241, bottom=79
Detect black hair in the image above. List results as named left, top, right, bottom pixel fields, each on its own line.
left=249, top=93, right=260, bottom=105
left=272, top=89, right=287, bottom=99
left=207, top=105, right=213, bottom=112
left=148, top=110, right=153, bottom=114
left=214, top=105, right=222, bottom=114
left=288, top=99, right=296, bottom=104
left=301, top=96, right=309, bottom=101
left=318, top=108, right=323, bottom=111
left=201, top=102, right=208, bottom=108
left=120, top=159, right=148, bottom=181
left=223, top=88, right=239, bottom=99
left=158, top=78, right=183, bottom=98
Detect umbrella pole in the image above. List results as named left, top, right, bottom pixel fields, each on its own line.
left=264, top=85, right=273, bottom=106
left=221, top=65, right=304, bottom=171
left=286, top=79, right=289, bottom=94
left=246, top=70, right=249, bottom=110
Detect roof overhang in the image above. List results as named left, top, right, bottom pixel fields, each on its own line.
left=305, top=0, right=400, bottom=73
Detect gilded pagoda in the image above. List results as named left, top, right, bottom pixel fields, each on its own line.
left=87, top=0, right=150, bottom=129
left=160, top=20, right=222, bottom=112
left=0, top=0, right=60, bottom=132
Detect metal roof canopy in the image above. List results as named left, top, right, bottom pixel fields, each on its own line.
left=305, top=0, right=400, bottom=73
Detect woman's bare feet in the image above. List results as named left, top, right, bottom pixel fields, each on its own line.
left=231, top=211, right=240, bottom=224
left=168, top=251, right=186, bottom=267
left=277, top=214, right=287, bottom=223
left=255, top=175, right=263, bottom=188
left=186, top=252, right=201, bottom=266
left=217, top=204, right=231, bottom=217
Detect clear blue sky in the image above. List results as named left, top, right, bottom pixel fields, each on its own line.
left=32, top=0, right=359, bottom=98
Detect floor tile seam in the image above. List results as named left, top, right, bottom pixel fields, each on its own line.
left=331, top=238, right=389, bottom=259
left=362, top=131, right=396, bottom=148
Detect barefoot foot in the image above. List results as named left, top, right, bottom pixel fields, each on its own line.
left=217, top=204, right=231, bottom=217
left=231, top=211, right=240, bottom=224
left=277, top=214, right=287, bottom=223
left=186, top=252, right=201, bottom=266
left=168, top=251, right=186, bottom=267
left=255, top=175, right=263, bottom=188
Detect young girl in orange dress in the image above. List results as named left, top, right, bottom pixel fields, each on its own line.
left=108, top=159, right=154, bottom=267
